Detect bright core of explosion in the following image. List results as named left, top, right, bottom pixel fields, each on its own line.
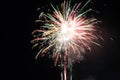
left=58, top=21, right=74, bottom=43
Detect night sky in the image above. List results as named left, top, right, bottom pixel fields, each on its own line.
left=8, top=0, right=120, bottom=80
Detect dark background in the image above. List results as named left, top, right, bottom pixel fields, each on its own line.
left=8, top=0, right=120, bottom=80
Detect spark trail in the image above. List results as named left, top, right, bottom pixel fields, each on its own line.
left=31, top=0, right=101, bottom=80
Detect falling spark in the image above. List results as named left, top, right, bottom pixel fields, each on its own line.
left=31, top=0, right=102, bottom=80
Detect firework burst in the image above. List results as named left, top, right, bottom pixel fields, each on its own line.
left=31, top=0, right=101, bottom=80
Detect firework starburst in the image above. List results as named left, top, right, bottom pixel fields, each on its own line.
left=31, top=0, right=101, bottom=80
